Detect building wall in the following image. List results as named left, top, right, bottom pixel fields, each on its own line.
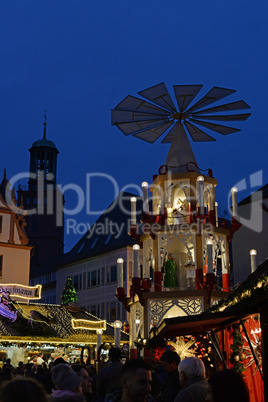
left=0, top=245, right=31, bottom=285
left=0, top=211, right=12, bottom=243
left=232, top=195, right=268, bottom=284
left=0, top=198, right=31, bottom=286
left=56, top=246, right=142, bottom=323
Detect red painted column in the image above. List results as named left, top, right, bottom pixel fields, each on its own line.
left=130, top=348, right=137, bottom=359
left=208, top=210, right=216, bottom=226
left=143, top=348, right=151, bottom=364
left=154, top=271, right=162, bottom=292
left=222, top=273, right=230, bottom=291
left=196, top=268, right=204, bottom=289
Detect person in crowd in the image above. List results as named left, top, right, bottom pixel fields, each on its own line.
left=37, top=353, right=45, bottom=365
left=72, top=364, right=93, bottom=401
left=157, top=350, right=181, bottom=401
left=34, top=364, right=48, bottom=388
left=5, top=357, right=12, bottom=367
left=86, top=364, right=98, bottom=400
left=0, top=377, right=48, bottom=402
left=1, top=364, right=13, bottom=381
left=24, top=362, right=34, bottom=377
left=54, top=357, right=67, bottom=366
left=205, top=369, right=249, bottom=402
left=43, top=361, right=55, bottom=395
left=97, top=347, right=123, bottom=401
left=15, top=361, right=25, bottom=376
left=50, top=363, right=85, bottom=401
left=175, top=357, right=208, bottom=402
left=105, top=358, right=153, bottom=402
left=48, top=353, right=56, bottom=364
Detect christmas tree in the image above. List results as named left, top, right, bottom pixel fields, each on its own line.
left=61, top=277, right=78, bottom=305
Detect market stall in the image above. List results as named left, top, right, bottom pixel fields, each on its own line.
left=0, top=300, right=129, bottom=366
left=148, top=260, right=268, bottom=402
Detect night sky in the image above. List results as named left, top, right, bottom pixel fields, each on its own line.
left=1, top=1, right=267, bottom=251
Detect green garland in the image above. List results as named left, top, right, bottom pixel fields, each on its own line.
left=230, top=325, right=245, bottom=374
left=208, top=273, right=268, bottom=314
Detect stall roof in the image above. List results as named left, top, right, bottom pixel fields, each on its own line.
left=0, top=302, right=129, bottom=345
left=149, top=308, right=258, bottom=340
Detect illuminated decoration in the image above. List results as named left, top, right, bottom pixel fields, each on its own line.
left=61, top=277, right=78, bottom=305
left=230, top=325, right=246, bottom=374
left=243, top=324, right=262, bottom=376
left=71, top=319, right=106, bottom=331
left=169, top=336, right=196, bottom=360
left=0, top=290, right=17, bottom=322
left=0, top=284, right=41, bottom=300
left=210, top=273, right=268, bottom=313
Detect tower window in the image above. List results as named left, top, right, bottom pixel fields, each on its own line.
left=0, top=216, right=2, bottom=233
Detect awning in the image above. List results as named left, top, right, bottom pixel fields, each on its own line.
left=149, top=308, right=258, bottom=340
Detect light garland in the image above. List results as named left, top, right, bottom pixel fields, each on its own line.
left=209, top=274, right=268, bottom=313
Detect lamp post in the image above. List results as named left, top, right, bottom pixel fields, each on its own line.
left=130, top=197, right=137, bottom=225
left=215, top=202, right=218, bottom=227
left=197, top=176, right=206, bottom=215
left=250, top=249, right=257, bottom=273
left=231, top=187, right=238, bottom=217
left=133, top=244, right=140, bottom=278
left=117, top=258, right=124, bottom=289
left=96, top=329, right=103, bottom=359
left=207, top=239, right=213, bottom=273
left=142, top=182, right=149, bottom=213
left=114, top=320, right=122, bottom=348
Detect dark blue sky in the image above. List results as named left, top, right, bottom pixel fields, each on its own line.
left=1, top=1, right=267, bottom=251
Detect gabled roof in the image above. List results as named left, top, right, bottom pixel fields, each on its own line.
left=238, top=183, right=268, bottom=206
left=0, top=302, right=128, bottom=344
left=31, top=191, right=145, bottom=277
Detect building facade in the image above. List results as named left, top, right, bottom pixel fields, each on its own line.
left=232, top=183, right=268, bottom=284
left=0, top=170, right=32, bottom=286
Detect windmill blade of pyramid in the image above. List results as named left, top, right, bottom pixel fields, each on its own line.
left=161, top=123, right=178, bottom=143
left=113, top=95, right=170, bottom=115
left=111, top=109, right=169, bottom=125
left=190, top=100, right=251, bottom=115
left=173, top=85, right=203, bottom=112
left=138, top=82, right=177, bottom=112
left=115, top=119, right=169, bottom=136
left=133, top=121, right=174, bottom=144
left=184, top=121, right=216, bottom=142
left=190, top=113, right=251, bottom=122
left=189, top=118, right=241, bottom=135
left=187, top=87, right=236, bottom=113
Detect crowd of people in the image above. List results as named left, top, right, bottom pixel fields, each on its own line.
left=0, top=349, right=250, bottom=402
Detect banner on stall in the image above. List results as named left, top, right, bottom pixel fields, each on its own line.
left=0, top=284, right=42, bottom=299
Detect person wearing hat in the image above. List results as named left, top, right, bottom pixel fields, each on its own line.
left=50, top=363, right=85, bottom=401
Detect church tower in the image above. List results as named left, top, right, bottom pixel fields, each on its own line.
left=18, top=113, right=64, bottom=267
